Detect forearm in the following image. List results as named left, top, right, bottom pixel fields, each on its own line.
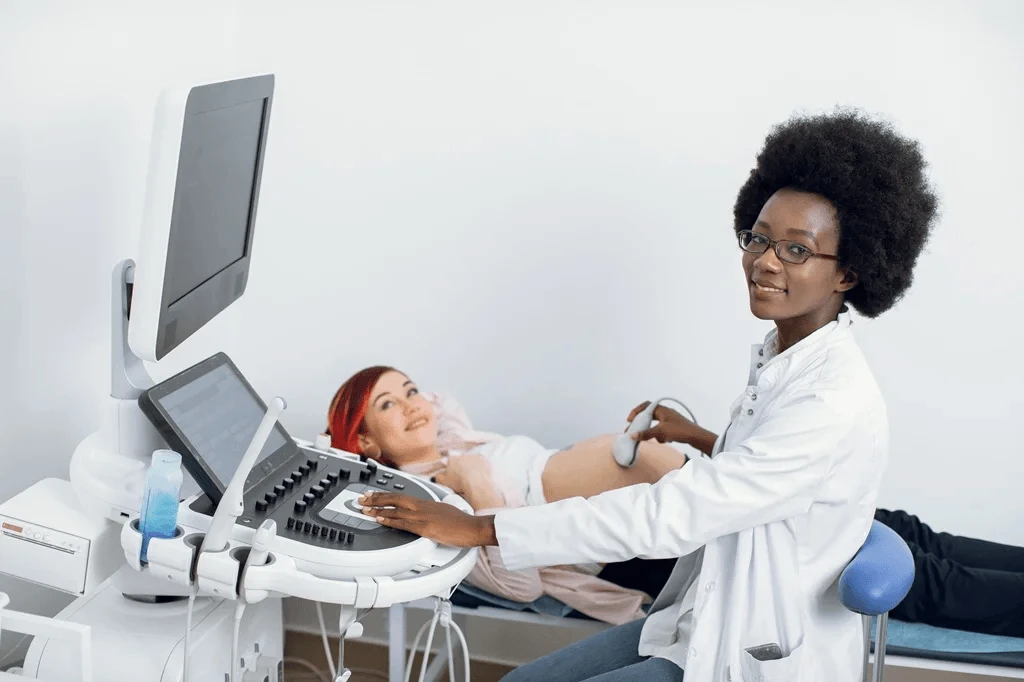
left=491, top=475, right=704, bottom=570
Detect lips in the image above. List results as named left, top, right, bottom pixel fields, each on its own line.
left=752, top=280, right=786, bottom=294
left=406, top=417, right=429, bottom=431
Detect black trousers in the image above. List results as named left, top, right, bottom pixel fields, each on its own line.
left=594, top=510, right=1024, bottom=639
left=875, top=508, right=1024, bottom=637
left=597, top=557, right=678, bottom=605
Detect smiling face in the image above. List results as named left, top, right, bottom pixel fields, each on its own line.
left=358, top=371, right=439, bottom=466
left=742, top=188, right=857, bottom=348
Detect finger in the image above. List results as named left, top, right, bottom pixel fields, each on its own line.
left=370, top=507, right=413, bottom=518
left=372, top=506, right=417, bottom=522
left=359, top=492, right=419, bottom=510
left=627, top=401, right=651, bottom=422
left=433, top=470, right=455, bottom=489
left=373, top=515, right=419, bottom=533
left=631, top=426, right=665, bottom=443
left=653, top=405, right=683, bottom=423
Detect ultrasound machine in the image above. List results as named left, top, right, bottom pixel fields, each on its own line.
left=0, top=74, right=477, bottom=682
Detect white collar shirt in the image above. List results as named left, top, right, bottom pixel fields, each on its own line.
left=493, top=309, right=889, bottom=681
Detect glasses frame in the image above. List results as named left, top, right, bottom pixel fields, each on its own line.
left=737, top=229, right=840, bottom=265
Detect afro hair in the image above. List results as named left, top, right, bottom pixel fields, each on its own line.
left=733, top=108, right=939, bottom=318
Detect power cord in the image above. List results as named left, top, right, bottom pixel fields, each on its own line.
left=315, top=602, right=337, bottom=679
left=232, top=602, right=246, bottom=682
left=405, top=599, right=470, bottom=682
left=309, top=605, right=398, bottom=682
left=183, top=586, right=198, bottom=682
left=656, top=397, right=698, bottom=426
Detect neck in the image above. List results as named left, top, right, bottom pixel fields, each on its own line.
left=397, top=443, right=445, bottom=469
left=774, top=298, right=844, bottom=353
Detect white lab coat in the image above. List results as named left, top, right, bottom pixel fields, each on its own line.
left=493, top=310, right=888, bottom=681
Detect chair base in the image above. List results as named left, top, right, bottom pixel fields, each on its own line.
left=863, top=612, right=891, bottom=682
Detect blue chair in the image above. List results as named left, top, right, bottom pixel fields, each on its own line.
left=839, top=520, right=916, bottom=682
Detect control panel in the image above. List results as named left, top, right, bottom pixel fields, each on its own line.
left=189, top=448, right=434, bottom=552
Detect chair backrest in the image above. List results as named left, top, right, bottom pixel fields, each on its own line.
left=838, top=520, right=916, bottom=616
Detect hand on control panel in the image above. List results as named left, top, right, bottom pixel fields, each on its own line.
left=359, top=491, right=498, bottom=548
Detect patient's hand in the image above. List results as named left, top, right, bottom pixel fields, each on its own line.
left=436, top=455, right=504, bottom=510
left=436, top=454, right=491, bottom=493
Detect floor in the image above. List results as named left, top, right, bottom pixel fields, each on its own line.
left=285, top=630, right=1022, bottom=682
left=286, top=631, right=511, bottom=682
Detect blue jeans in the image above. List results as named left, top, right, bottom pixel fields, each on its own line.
left=500, top=618, right=685, bottom=681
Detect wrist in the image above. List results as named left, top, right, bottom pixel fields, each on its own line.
left=475, top=514, right=499, bottom=546
left=688, top=426, right=719, bottom=455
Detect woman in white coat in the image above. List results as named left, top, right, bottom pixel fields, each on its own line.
left=361, top=108, right=940, bottom=681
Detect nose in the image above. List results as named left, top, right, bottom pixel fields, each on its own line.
left=753, top=246, right=783, bottom=273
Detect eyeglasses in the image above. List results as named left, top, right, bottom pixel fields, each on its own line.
left=737, top=230, right=839, bottom=265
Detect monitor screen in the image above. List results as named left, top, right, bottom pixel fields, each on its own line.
left=165, top=99, right=265, bottom=305
left=153, top=361, right=289, bottom=494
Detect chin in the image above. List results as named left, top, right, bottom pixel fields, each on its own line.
left=748, top=297, right=780, bottom=320
left=406, top=424, right=438, bottom=449
left=748, top=284, right=792, bottom=321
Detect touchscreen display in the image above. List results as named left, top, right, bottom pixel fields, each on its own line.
left=154, top=363, right=288, bottom=490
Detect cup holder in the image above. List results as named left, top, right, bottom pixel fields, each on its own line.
left=230, top=546, right=276, bottom=567
left=184, top=534, right=206, bottom=550
left=129, top=518, right=185, bottom=539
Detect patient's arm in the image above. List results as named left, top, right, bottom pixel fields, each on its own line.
left=465, top=543, right=545, bottom=603
left=541, top=435, right=688, bottom=503
left=443, top=463, right=546, bottom=603
left=436, top=455, right=505, bottom=510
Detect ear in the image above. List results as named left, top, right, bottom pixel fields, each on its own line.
left=836, top=268, right=858, bottom=293
left=358, top=433, right=382, bottom=459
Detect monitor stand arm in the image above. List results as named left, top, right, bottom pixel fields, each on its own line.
left=111, top=259, right=153, bottom=401
left=68, top=261, right=201, bottom=598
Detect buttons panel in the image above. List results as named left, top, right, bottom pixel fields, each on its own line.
left=239, top=449, right=431, bottom=551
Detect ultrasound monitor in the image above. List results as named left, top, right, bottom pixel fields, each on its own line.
left=128, top=74, right=275, bottom=362
left=138, top=352, right=298, bottom=504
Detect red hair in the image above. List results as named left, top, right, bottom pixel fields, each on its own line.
left=326, top=365, right=398, bottom=459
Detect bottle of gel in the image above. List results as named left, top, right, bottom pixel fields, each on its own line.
left=139, top=450, right=184, bottom=564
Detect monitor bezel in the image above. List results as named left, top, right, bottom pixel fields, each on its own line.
left=128, top=74, right=275, bottom=363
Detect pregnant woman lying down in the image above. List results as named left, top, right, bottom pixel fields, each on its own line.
left=323, top=365, right=697, bottom=624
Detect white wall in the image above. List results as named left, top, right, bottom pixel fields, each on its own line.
left=1, top=0, right=1022, bottom=669
left=229, top=0, right=1024, bottom=540
left=0, top=0, right=248, bottom=664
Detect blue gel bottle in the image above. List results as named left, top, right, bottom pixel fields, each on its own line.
left=139, top=450, right=184, bottom=564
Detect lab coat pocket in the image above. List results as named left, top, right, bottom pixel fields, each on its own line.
left=732, top=641, right=803, bottom=682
